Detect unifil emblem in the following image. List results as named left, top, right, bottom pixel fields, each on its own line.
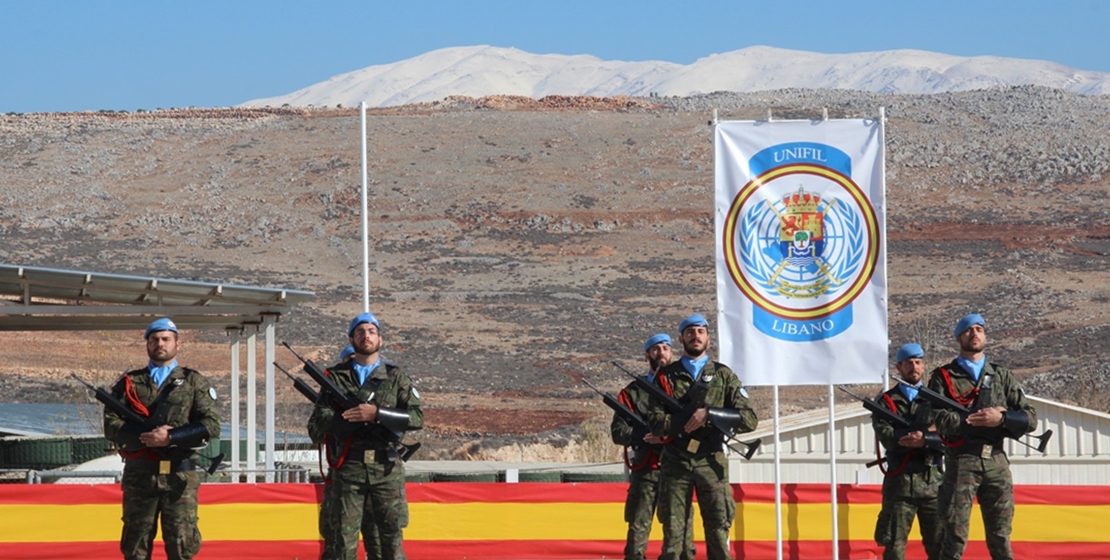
left=721, top=160, right=879, bottom=341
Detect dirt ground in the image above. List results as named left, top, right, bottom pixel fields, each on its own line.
left=3, top=88, right=1110, bottom=460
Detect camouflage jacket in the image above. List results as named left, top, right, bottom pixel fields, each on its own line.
left=926, top=359, right=1037, bottom=454
left=645, top=359, right=757, bottom=458
left=872, top=386, right=942, bottom=472
left=103, top=365, right=221, bottom=462
left=307, top=360, right=423, bottom=453
left=610, top=375, right=663, bottom=468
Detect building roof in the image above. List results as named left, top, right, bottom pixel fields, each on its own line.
left=0, top=263, right=314, bottom=332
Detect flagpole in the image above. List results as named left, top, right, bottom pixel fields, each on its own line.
left=829, top=383, right=839, bottom=560
left=360, top=101, right=370, bottom=313
left=774, top=384, right=783, bottom=560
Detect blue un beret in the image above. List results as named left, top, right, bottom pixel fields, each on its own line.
left=144, top=318, right=178, bottom=340
left=895, top=343, right=924, bottom=363
left=678, top=314, right=708, bottom=334
left=348, top=312, right=381, bottom=337
left=643, top=333, right=672, bottom=352
left=954, top=313, right=985, bottom=338
left=339, top=345, right=355, bottom=361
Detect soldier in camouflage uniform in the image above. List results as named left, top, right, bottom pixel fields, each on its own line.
left=103, top=318, right=221, bottom=560
left=927, top=314, right=1037, bottom=560
left=872, top=343, right=943, bottom=560
left=309, top=312, right=424, bottom=560
left=610, top=333, right=693, bottom=560
left=645, top=314, right=758, bottom=560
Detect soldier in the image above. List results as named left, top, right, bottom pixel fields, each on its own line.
left=928, top=314, right=1037, bottom=560
left=309, top=312, right=423, bottom=560
left=872, top=343, right=943, bottom=560
left=102, top=318, right=221, bottom=560
left=317, top=343, right=379, bottom=558
left=610, top=333, right=693, bottom=560
left=646, top=314, right=758, bottom=560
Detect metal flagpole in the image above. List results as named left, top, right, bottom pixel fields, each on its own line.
left=768, top=104, right=783, bottom=560
left=360, top=101, right=370, bottom=313
left=829, top=384, right=839, bottom=560
left=774, top=384, right=783, bottom=560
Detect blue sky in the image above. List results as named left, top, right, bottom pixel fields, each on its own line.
left=3, top=0, right=1107, bottom=113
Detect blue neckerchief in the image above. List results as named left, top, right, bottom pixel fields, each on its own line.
left=956, top=355, right=986, bottom=382
left=148, top=360, right=178, bottom=388
left=681, top=355, right=709, bottom=380
left=646, top=371, right=656, bottom=384
left=353, top=359, right=381, bottom=386
left=900, top=381, right=922, bottom=402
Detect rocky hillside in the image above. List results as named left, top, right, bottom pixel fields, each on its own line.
left=2, top=86, right=1109, bottom=458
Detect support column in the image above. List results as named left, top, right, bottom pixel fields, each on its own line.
left=262, top=314, right=277, bottom=483
left=227, top=327, right=241, bottom=483
left=246, top=325, right=258, bottom=483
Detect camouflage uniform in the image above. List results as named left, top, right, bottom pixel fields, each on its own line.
left=645, top=360, right=758, bottom=560
left=308, top=359, right=423, bottom=560
left=871, top=386, right=943, bottom=560
left=927, top=360, right=1036, bottom=560
left=103, top=366, right=221, bottom=560
left=610, top=376, right=694, bottom=560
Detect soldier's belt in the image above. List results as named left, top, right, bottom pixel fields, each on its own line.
left=344, top=447, right=395, bottom=465
left=123, top=457, right=198, bottom=474
left=665, top=437, right=724, bottom=460
left=949, top=441, right=1006, bottom=458
left=889, top=457, right=939, bottom=475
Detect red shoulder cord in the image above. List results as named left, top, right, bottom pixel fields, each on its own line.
left=321, top=368, right=353, bottom=479
left=618, top=389, right=659, bottom=471
left=118, top=376, right=160, bottom=460
left=875, top=393, right=913, bottom=477
left=936, top=368, right=974, bottom=447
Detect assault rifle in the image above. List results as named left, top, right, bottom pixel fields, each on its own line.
left=71, top=373, right=151, bottom=432
left=71, top=373, right=224, bottom=474
left=274, top=362, right=323, bottom=403
left=280, top=343, right=420, bottom=462
left=837, top=386, right=945, bottom=455
left=900, top=380, right=1053, bottom=453
left=610, top=361, right=761, bottom=460
left=581, top=378, right=651, bottom=448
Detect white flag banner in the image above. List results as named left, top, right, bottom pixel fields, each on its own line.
left=715, top=119, right=887, bottom=386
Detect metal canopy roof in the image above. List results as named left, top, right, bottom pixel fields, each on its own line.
left=0, top=264, right=315, bottom=332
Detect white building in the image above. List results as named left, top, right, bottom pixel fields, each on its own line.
left=729, top=395, right=1110, bottom=485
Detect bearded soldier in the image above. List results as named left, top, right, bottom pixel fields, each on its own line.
left=309, top=312, right=423, bottom=560
left=610, top=333, right=693, bottom=560
left=646, top=314, right=758, bottom=560
left=928, top=314, right=1037, bottom=560
left=872, top=343, right=942, bottom=560
left=103, top=318, right=220, bottom=560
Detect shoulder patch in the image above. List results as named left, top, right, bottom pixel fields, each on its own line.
left=411, top=387, right=420, bottom=399
left=740, top=387, right=750, bottom=399
left=209, top=387, right=218, bottom=401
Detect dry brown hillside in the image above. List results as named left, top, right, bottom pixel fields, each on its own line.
left=2, top=87, right=1109, bottom=459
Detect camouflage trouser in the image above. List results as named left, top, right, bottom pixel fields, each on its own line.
left=120, top=469, right=201, bottom=560
left=936, top=451, right=1014, bottom=560
left=876, top=467, right=941, bottom=560
left=321, top=456, right=408, bottom=560
left=319, top=476, right=382, bottom=559
left=625, top=466, right=696, bottom=560
left=657, top=452, right=734, bottom=560
left=624, top=466, right=660, bottom=560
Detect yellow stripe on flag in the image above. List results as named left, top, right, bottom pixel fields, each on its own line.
left=4, top=499, right=1109, bottom=545
left=199, top=503, right=323, bottom=540
left=408, top=502, right=630, bottom=540
left=0, top=505, right=122, bottom=542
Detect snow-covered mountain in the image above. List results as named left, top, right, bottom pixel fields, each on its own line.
left=241, top=45, right=1110, bottom=108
